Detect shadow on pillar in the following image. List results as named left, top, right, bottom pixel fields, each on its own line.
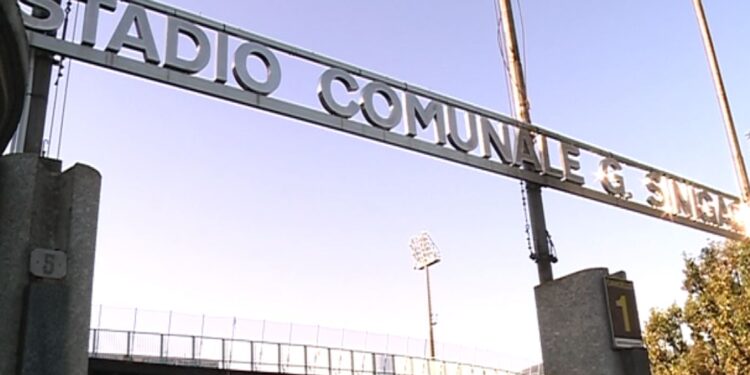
left=0, top=154, right=101, bottom=375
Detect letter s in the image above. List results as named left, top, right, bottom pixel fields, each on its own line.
left=20, top=0, right=64, bottom=31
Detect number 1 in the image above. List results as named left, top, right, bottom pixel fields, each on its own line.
left=615, top=295, right=631, bottom=332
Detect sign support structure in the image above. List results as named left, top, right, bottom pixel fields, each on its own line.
left=692, top=0, right=750, bottom=203
left=497, top=0, right=554, bottom=283
left=10, top=2, right=58, bottom=155
left=14, top=0, right=750, bottom=241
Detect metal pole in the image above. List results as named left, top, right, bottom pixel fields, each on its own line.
left=23, top=48, right=54, bottom=154
left=497, top=0, right=554, bottom=283
left=14, top=2, right=60, bottom=154
left=97, top=304, right=103, bottom=330
left=132, top=308, right=138, bottom=333
left=221, top=338, right=226, bottom=369
left=692, top=0, right=750, bottom=202
left=327, top=347, right=332, bottom=375
left=303, top=345, right=308, bottom=375
left=192, top=336, right=196, bottom=360
left=93, top=329, right=99, bottom=357
left=10, top=51, right=35, bottom=153
left=126, top=331, right=131, bottom=357
left=251, top=341, right=256, bottom=371
left=166, top=311, right=172, bottom=358
left=199, top=314, right=205, bottom=358
left=425, top=266, right=436, bottom=359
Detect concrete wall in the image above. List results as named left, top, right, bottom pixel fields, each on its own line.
left=0, top=154, right=101, bottom=375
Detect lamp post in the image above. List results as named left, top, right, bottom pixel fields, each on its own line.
left=409, top=231, right=441, bottom=359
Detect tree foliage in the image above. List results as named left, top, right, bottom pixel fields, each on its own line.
left=644, top=240, right=750, bottom=375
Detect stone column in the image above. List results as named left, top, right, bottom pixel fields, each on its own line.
left=534, top=268, right=651, bottom=375
left=0, top=154, right=101, bottom=375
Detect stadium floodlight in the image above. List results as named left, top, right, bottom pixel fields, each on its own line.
left=410, top=231, right=441, bottom=270
left=409, top=231, right=441, bottom=359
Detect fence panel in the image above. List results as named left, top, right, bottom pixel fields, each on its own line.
left=87, top=329, right=520, bottom=375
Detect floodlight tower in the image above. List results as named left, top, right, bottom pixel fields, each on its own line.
left=409, top=231, right=441, bottom=359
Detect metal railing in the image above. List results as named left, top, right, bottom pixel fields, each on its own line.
left=89, top=329, right=519, bottom=375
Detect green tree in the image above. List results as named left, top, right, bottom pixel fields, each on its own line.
left=644, top=240, right=750, bottom=375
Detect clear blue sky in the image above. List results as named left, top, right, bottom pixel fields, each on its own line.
left=34, top=0, right=750, bottom=370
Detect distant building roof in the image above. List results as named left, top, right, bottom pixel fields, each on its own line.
left=519, top=363, right=544, bottom=375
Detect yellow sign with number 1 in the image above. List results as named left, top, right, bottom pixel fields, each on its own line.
left=604, top=276, right=642, bottom=348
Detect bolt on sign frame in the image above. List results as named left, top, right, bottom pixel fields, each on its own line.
left=17, top=0, right=748, bottom=240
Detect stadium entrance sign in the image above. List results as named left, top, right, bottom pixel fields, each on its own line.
left=18, top=0, right=748, bottom=239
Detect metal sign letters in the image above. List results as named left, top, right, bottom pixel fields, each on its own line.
left=17, top=0, right=749, bottom=239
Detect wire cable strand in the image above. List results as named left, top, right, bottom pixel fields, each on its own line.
left=45, top=0, right=72, bottom=156
left=492, top=0, right=517, bottom=118
left=515, top=0, right=528, bottom=97
left=55, top=0, right=82, bottom=159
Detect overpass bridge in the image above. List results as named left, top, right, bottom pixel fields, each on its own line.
left=87, top=329, right=521, bottom=375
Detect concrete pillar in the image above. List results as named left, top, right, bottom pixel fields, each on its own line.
left=534, top=268, right=650, bottom=375
left=0, top=154, right=101, bottom=375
